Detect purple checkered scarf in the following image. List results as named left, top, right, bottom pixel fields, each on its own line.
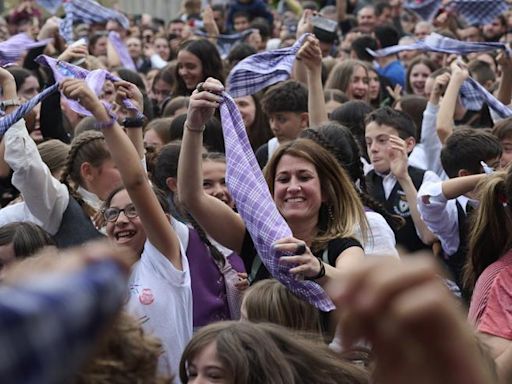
left=108, top=31, right=136, bottom=71
left=226, top=34, right=309, bottom=97
left=460, top=77, right=512, bottom=118
left=368, top=32, right=509, bottom=58
left=446, top=0, right=509, bottom=26
left=35, top=55, right=141, bottom=118
left=0, top=34, right=52, bottom=66
left=219, top=92, right=335, bottom=312
left=60, top=0, right=129, bottom=43
left=404, top=0, right=442, bottom=21
left=36, top=0, right=63, bottom=14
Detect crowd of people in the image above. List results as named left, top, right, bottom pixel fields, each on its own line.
left=0, top=0, right=512, bottom=382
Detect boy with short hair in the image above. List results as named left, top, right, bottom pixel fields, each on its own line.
left=365, top=107, right=437, bottom=253
left=418, top=128, right=502, bottom=290
left=256, top=80, right=309, bottom=167
left=232, top=11, right=251, bottom=32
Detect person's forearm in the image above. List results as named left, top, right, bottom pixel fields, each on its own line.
left=285, top=0, right=303, bottom=15
left=436, top=78, right=463, bottom=144
left=90, top=104, right=146, bottom=189
left=399, top=176, right=436, bottom=245
left=336, top=0, right=347, bottom=21
left=441, top=174, right=486, bottom=200
left=307, top=67, right=328, bottom=128
left=177, top=124, right=206, bottom=208
left=498, top=70, right=512, bottom=106
left=293, top=59, right=308, bottom=85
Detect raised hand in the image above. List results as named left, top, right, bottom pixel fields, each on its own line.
left=450, top=59, right=469, bottom=84
left=58, top=41, right=88, bottom=63
left=328, top=256, right=495, bottom=384
left=387, top=135, right=410, bottom=182
left=185, top=77, right=224, bottom=131
left=60, top=79, right=104, bottom=117
left=430, top=72, right=451, bottom=104
left=114, top=80, right=143, bottom=116
left=203, top=5, right=219, bottom=37
left=296, top=35, right=322, bottom=72
left=296, top=9, right=314, bottom=38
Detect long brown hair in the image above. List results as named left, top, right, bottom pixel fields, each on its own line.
left=325, top=60, right=369, bottom=102
left=264, top=138, right=368, bottom=252
left=179, top=321, right=369, bottom=384
left=464, top=170, right=512, bottom=291
left=243, top=279, right=323, bottom=335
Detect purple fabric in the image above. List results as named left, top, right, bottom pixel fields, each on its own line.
left=447, top=0, right=509, bottom=26
left=36, top=0, right=62, bottom=14
left=35, top=55, right=143, bottom=119
left=404, top=0, right=442, bottom=21
left=0, top=84, right=58, bottom=135
left=108, top=31, right=136, bottom=71
left=368, top=32, right=509, bottom=58
left=187, top=228, right=241, bottom=327
left=460, top=77, right=512, bottom=118
left=194, top=29, right=255, bottom=59
left=0, top=33, right=52, bottom=66
left=220, top=92, right=335, bottom=312
left=60, top=0, right=129, bottom=43
left=226, top=33, right=309, bottom=97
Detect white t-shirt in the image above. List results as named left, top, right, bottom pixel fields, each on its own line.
left=126, top=238, right=193, bottom=379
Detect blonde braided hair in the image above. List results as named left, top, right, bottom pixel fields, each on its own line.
left=60, top=131, right=111, bottom=218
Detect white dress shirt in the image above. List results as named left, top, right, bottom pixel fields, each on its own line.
left=417, top=180, right=477, bottom=256
left=2, top=119, right=69, bottom=235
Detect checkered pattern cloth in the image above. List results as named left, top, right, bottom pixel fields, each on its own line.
left=194, top=29, right=255, bottom=59
left=460, top=77, right=512, bottom=118
left=35, top=54, right=142, bottom=119
left=404, top=0, right=442, bottom=21
left=0, top=84, right=58, bottom=136
left=446, top=0, right=509, bottom=26
left=108, top=31, right=136, bottom=72
left=220, top=92, right=335, bottom=312
left=60, top=0, right=129, bottom=43
left=0, top=260, right=126, bottom=384
left=36, top=0, right=62, bottom=14
left=368, top=32, right=509, bottom=57
left=226, top=33, right=309, bottom=97
left=0, top=33, right=52, bottom=66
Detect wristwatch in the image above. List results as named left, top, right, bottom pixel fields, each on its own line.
left=0, top=98, right=22, bottom=109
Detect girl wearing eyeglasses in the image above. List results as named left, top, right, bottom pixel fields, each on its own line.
left=60, top=78, right=192, bottom=379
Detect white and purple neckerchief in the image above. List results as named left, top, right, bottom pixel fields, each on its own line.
left=0, top=55, right=142, bottom=135
left=226, top=33, right=309, bottom=97
left=446, top=0, right=509, bottom=26
left=404, top=0, right=442, bottom=21
left=220, top=92, right=335, bottom=312
left=36, top=0, right=63, bottom=14
left=108, top=31, right=136, bottom=72
left=0, top=33, right=52, bottom=66
left=367, top=32, right=510, bottom=58
left=35, top=54, right=141, bottom=118
left=60, top=0, right=129, bottom=43
left=194, top=29, right=255, bottom=59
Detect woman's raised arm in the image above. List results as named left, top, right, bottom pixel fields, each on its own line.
left=177, top=78, right=246, bottom=254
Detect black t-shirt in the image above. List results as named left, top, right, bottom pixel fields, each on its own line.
left=241, top=229, right=362, bottom=283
